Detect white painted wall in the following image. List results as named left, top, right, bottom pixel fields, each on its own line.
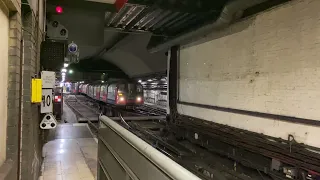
left=144, top=90, right=167, bottom=107
left=178, top=0, right=320, bottom=148
left=0, top=8, right=9, bottom=166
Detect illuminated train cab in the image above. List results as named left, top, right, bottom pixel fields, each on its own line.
left=80, top=80, right=144, bottom=111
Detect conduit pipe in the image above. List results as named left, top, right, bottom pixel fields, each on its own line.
left=148, top=0, right=267, bottom=53
left=100, top=115, right=201, bottom=180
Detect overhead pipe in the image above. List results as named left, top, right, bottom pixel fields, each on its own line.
left=148, top=0, right=267, bottom=53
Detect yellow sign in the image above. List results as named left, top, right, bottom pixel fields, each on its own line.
left=31, top=79, right=42, bottom=103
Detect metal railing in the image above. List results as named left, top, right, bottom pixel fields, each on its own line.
left=97, top=116, right=201, bottom=180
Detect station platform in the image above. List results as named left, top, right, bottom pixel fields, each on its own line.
left=39, top=101, right=98, bottom=180
left=39, top=124, right=98, bottom=180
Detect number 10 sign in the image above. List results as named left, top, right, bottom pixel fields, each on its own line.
left=40, top=71, right=55, bottom=114
left=41, top=89, right=53, bottom=113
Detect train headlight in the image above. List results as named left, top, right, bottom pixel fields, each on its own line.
left=119, top=97, right=125, bottom=102
left=136, top=96, right=142, bottom=102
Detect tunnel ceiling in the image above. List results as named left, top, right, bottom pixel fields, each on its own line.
left=104, top=1, right=228, bottom=37
left=46, top=0, right=289, bottom=78
left=104, top=0, right=290, bottom=48
left=69, top=58, right=123, bottom=73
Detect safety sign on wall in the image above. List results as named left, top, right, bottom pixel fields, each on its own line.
left=40, top=113, right=57, bottom=129
left=41, top=71, right=55, bottom=89
left=40, top=71, right=57, bottom=129
left=40, top=71, right=55, bottom=114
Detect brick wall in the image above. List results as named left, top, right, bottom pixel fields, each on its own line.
left=0, top=0, right=44, bottom=179
left=20, top=11, right=43, bottom=180
left=0, top=0, right=22, bottom=178
left=178, top=0, right=320, bottom=148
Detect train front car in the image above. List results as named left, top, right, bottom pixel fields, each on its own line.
left=107, top=80, right=144, bottom=108
left=127, top=82, right=144, bottom=106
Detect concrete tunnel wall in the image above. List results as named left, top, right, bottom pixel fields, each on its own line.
left=49, top=5, right=167, bottom=77
left=103, top=33, right=167, bottom=77
left=178, top=0, right=320, bottom=148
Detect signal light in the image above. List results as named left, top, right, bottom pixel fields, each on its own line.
left=54, top=96, right=62, bottom=102
left=56, top=6, right=63, bottom=14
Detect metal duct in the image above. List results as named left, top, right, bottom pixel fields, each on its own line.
left=148, top=0, right=268, bottom=53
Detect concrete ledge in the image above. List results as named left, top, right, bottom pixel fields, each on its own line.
left=0, top=159, right=14, bottom=180
left=1, top=0, right=20, bottom=12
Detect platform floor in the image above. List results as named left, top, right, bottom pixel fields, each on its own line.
left=39, top=100, right=98, bottom=180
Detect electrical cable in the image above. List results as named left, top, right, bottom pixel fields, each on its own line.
left=119, top=113, right=131, bottom=129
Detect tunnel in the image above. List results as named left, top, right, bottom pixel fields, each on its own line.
left=1, top=0, right=320, bottom=180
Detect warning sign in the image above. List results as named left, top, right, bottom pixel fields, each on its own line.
left=41, top=71, right=55, bottom=88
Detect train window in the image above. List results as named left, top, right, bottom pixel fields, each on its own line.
left=100, top=86, right=105, bottom=93
left=128, top=83, right=135, bottom=93
left=137, top=84, right=143, bottom=93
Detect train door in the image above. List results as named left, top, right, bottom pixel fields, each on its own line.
left=96, top=85, right=101, bottom=100
left=116, top=83, right=126, bottom=105
left=107, top=84, right=116, bottom=104
left=127, top=83, right=143, bottom=105
left=93, top=86, right=97, bottom=99
left=100, top=85, right=107, bottom=101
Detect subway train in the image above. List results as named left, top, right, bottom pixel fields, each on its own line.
left=78, top=79, right=144, bottom=115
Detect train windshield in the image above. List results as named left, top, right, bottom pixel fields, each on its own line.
left=136, top=84, right=143, bottom=93
left=118, top=84, right=125, bottom=92
left=128, top=83, right=135, bottom=93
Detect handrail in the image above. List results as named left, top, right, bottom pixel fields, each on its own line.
left=99, top=115, right=201, bottom=180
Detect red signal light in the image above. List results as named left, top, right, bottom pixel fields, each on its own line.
left=54, top=96, right=62, bottom=102
left=56, top=6, right=63, bottom=14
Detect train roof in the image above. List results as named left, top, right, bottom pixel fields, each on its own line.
left=84, top=79, right=141, bottom=87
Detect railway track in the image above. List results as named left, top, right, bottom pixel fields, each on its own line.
left=135, top=104, right=166, bottom=116
left=65, top=94, right=320, bottom=179
left=65, top=94, right=167, bottom=133
left=65, top=94, right=264, bottom=179
left=64, top=95, right=100, bottom=132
